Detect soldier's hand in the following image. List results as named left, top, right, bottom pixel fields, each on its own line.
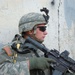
left=29, top=57, right=55, bottom=70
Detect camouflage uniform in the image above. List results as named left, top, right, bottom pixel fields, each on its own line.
left=11, top=34, right=50, bottom=75
left=0, top=46, right=30, bottom=75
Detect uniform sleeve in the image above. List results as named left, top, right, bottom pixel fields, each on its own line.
left=0, top=61, right=30, bottom=75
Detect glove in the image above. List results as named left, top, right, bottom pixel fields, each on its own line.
left=64, top=72, right=75, bottom=75
left=29, top=57, right=55, bottom=70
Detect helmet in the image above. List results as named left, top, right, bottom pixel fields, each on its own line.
left=19, top=13, right=46, bottom=34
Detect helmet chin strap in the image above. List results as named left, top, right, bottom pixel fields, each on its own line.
left=33, top=29, right=36, bottom=35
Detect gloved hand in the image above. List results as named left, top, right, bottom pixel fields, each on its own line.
left=64, top=72, right=75, bottom=75
left=29, top=57, right=55, bottom=70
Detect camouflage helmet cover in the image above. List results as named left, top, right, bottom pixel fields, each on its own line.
left=19, top=13, right=46, bottom=33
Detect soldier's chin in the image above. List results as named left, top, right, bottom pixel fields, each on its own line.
left=38, top=40, right=44, bottom=43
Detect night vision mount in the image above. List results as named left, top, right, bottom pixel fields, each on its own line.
left=40, top=7, right=50, bottom=23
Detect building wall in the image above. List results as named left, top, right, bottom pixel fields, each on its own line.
left=0, top=0, right=75, bottom=59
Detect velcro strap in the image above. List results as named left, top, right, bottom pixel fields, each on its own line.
left=2, top=46, right=12, bottom=56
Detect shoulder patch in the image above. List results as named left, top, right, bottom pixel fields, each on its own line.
left=2, top=46, right=12, bottom=56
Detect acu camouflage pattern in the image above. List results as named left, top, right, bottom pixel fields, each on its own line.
left=0, top=48, right=30, bottom=75
left=0, top=61, right=29, bottom=75
left=19, top=13, right=46, bottom=33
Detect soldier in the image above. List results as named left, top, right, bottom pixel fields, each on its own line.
left=14, top=8, right=74, bottom=75
left=0, top=8, right=75, bottom=75
left=13, top=8, right=52, bottom=75
left=0, top=8, right=55, bottom=75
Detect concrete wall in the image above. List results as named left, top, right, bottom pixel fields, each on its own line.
left=0, top=0, right=75, bottom=59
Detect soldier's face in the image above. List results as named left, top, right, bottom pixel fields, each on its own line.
left=35, top=24, right=47, bottom=41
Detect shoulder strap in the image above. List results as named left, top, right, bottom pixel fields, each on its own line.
left=2, top=46, right=12, bottom=56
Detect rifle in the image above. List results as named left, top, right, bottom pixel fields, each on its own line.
left=25, top=36, right=75, bottom=75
